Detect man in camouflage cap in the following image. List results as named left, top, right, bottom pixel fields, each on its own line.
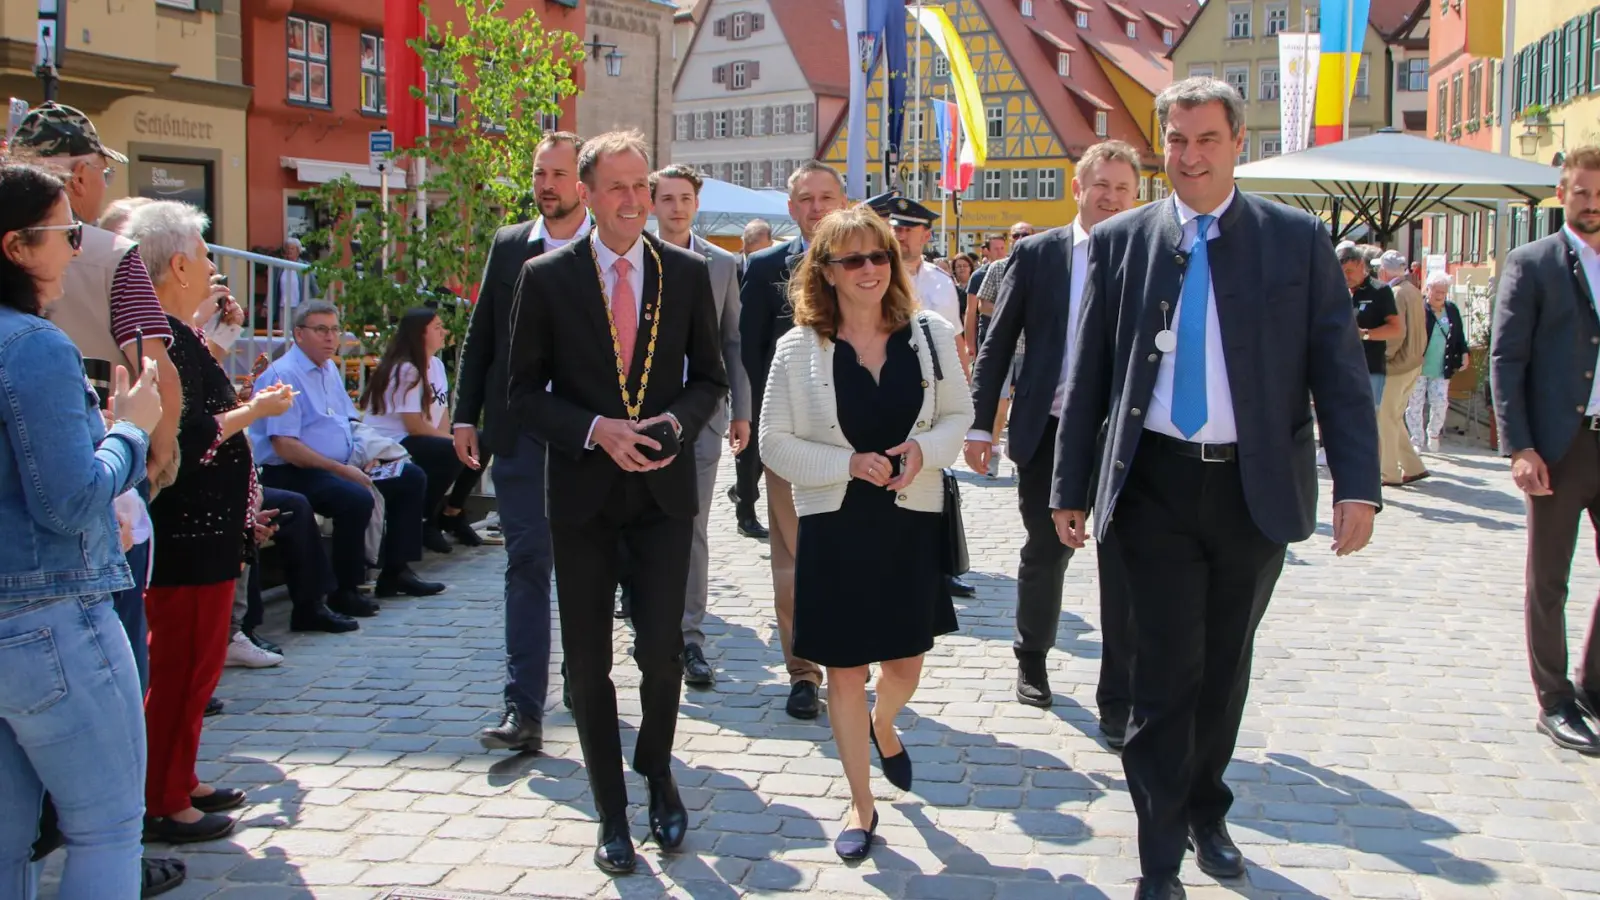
left=11, top=102, right=128, bottom=224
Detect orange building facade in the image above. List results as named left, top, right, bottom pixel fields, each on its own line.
left=241, top=0, right=585, bottom=253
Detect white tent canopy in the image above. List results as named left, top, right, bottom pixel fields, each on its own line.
left=688, top=178, right=796, bottom=237
left=1234, top=130, right=1559, bottom=241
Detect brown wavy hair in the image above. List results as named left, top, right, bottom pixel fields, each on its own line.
left=788, top=207, right=917, bottom=341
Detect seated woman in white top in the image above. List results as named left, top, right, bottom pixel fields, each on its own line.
left=359, top=307, right=465, bottom=553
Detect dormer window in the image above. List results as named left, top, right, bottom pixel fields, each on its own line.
left=1077, top=11, right=1090, bottom=28
left=1125, top=20, right=1136, bottom=38
left=1058, top=52, right=1071, bottom=76
left=1021, top=0, right=1034, bottom=16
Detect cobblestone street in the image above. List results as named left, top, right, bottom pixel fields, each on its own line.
left=94, top=445, right=1600, bottom=899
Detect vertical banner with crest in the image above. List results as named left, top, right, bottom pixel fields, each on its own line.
left=844, top=0, right=872, bottom=199
left=1278, top=32, right=1321, bottom=154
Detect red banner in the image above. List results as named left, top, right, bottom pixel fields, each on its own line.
left=384, top=0, right=427, bottom=150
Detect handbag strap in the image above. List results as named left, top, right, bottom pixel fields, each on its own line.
left=919, top=314, right=944, bottom=382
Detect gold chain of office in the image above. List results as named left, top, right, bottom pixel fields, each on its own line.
left=589, top=237, right=665, bottom=421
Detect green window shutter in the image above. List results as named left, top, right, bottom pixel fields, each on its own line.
left=196, top=0, right=222, bottom=11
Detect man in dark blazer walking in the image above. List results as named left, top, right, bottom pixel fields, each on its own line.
left=1051, top=79, right=1380, bottom=900
left=1491, top=146, right=1600, bottom=756
left=455, top=132, right=591, bottom=756
left=966, top=140, right=1140, bottom=728
left=739, top=160, right=846, bottom=721
left=509, top=131, right=727, bottom=875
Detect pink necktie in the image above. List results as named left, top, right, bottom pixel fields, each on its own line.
left=611, top=257, right=638, bottom=377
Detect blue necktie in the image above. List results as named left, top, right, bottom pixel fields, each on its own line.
left=1171, top=214, right=1214, bottom=439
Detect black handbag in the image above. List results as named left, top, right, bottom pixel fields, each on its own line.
left=919, top=317, right=971, bottom=577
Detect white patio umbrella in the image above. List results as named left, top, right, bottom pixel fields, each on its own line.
left=1234, top=129, right=1559, bottom=242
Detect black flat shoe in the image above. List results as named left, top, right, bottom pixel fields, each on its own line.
left=1100, top=709, right=1129, bottom=752
left=375, top=565, right=446, bottom=598
left=593, top=816, right=636, bottom=875
left=479, top=704, right=542, bottom=753
left=141, top=856, right=186, bottom=898
left=786, top=681, right=820, bottom=719
left=946, top=575, right=976, bottom=598
left=736, top=515, right=769, bottom=539
left=328, top=589, right=379, bottom=618
left=1188, top=820, right=1246, bottom=879
left=683, top=644, right=714, bottom=687
left=143, top=812, right=235, bottom=845
left=422, top=527, right=453, bottom=554
left=647, top=773, right=688, bottom=850
left=1538, top=700, right=1600, bottom=754
left=870, top=720, right=913, bottom=791
left=290, top=605, right=360, bottom=633
left=203, top=697, right=224, bottom=717
left=439, top=511, right=484, bottom=547
left=1135, top=876, right=1186, bottom=900
left=191, top=787, right=247, bottom=814
left=833, top=810, right=878, bottom=860
left=1016, top=656, right=1053, bottom=708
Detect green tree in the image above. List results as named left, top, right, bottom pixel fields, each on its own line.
left=300, top=0, right=582, bottom=363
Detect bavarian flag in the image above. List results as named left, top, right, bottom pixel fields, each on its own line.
left=1312, top=0, right=1371, bottom=146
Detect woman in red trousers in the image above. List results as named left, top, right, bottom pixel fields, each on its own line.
left=128, top=201, right=295, bottom=843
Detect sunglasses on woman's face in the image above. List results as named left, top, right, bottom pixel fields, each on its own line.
left=26, top=222, right=84, bottom=250
left=826, top=250, right=893, bottom=271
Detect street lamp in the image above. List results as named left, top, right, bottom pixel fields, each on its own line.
left=1517, top=120, right=1566, bottom=158
left=585, top=34, right=625, bottom=78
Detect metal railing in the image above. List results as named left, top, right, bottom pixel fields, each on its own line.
left=207, top=243, right=312, bottom=381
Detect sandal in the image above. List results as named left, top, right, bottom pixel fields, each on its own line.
left=142, top=856, right=187, bottom=898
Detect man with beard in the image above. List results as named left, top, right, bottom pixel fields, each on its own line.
left=1492, top=146, right=1600, bottom=756
left=966, top=140, right=1139, bottom=726
left=509, top=130, right=726, bottom=874
left=652, top=163, right=752, bottom=687
left=740, top=160, right=846, bottom=719
left=459, top=131, right=591, bottom=755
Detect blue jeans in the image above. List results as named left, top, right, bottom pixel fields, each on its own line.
left=1369, top=373, right=1386, bottom=409
left=111, top=541, right=150, bottom=692
left=495, top=432, right=554, bottom=721
left=0, top=594, right=146, bottom=900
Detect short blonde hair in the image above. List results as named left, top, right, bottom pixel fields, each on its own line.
left=789, top=207, right=917, bottom=341
left=577, top=130, right=651, bottom=187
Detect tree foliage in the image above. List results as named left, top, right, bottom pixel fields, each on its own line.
left=299, top=0, right=582, bottom=359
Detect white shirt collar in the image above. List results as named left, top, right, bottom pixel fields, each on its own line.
left=593, top=232, right=647, bottom=278
left=1173, top=189, right=1236, bottom=228
left=1565, top=225, right=1600, bottom=262
left=1070, top=217, right=1091, bottom=247
left=658, top=231, right=701, bottom=255
left=531, top=213, right=592, bottom=245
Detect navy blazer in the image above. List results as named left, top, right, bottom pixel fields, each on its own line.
left=1491, top=231, right=1600, bottom=463
left=970, top=226, right=1074, bottom=466
left=1051, top=191, right=1381, bottom=545
left=453, top=220, right=541, bottom=456
left=739, top=238, right=806, bottom=412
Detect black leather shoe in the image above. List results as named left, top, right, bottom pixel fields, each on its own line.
left=439, top=511, right=484, bottom=547
left=683, top=644, right=714, bottom=687
left=1188, top=820, right=1246, bottom=879
left=143, top=812, right=235, bottom=844
left=1016, top=656, right=1053, bottom=708
left=191, top=787, right=247, bottom=814
left=204, top=697, right=224, bottom=717
left=479, top=704, right=543, bottom=753
left=833, top=810, right=878, bottom=861
left=726, top=484, right=739, bottom=507
left=1100, top=709, right=1129, bottom=751
left=737, top=515, right=769, bottom=539
left=422, top=526, right=452, bottom=553
left=1538, top=700, right=1600, bottom=754
left=786, top=680, right=821, bottom=719
left=1134, top=876, right=1186, bottom=899
left=290, top=605, right=360, bottom=633
left=375, top=565, right=446, bottom=598
left=593, top=816, right=636, bottom=875
left=647, top=773, right=689, bottom=850
left=328, top=589, right=379, bottom=618
left=561, top=661, right=573, bottom=710
left=946, top=575, right=976, bottom=598
left=870, top=721, right=913, bottom=791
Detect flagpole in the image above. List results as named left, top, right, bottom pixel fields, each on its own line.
left=1342, top=0, right=1353, bottom=142
left=941, top=85, right=949, bottom=255
left=912, top=0, right=923, bottom=201
left=1301, top=12, right=1311, bottom=148
left=880, top=48, right=890, bottom=190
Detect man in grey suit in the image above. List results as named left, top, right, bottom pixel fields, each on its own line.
left=1050, top=79, right=1380, bottom=900
left=653, top=164, right=753, bottom=688
left=1491, top=146, right=1600, bottom=756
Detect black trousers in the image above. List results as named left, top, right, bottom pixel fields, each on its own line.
left=733, top=410, right=762, bottom=517
left=446, top=452, right=491, bottom=510
left=401, top=435, right=465, bottom=522
left=260, top=463, right=427, bottom=589
left=1014, top=420, right=1076, bottom=657
left=1109, top=437, right=1286, bottom=880
left=550, top=473, right=692, bottom=822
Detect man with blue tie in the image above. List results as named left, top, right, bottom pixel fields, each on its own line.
left=1050, top=79, right=1380, bottom=899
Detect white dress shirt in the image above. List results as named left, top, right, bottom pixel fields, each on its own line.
left=1145, top=191, right=1239, bottom=444
left=968, top=219, right=1090, bottom=444
left=1564, top=226, right=1600, bottom=415
left=909, top=259, right=962, bottom=328
left=531, top=212, right=592, bottom=251
left=585, top=233, right=679, bottom=448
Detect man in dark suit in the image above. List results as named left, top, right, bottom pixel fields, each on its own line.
left=1050, top=79, right=1380, bottom=900
left=1491, top=146, right=1600, bottom=756
left=739, top=159, right=846, bottom=720
left=509, top=131, right=728, bottom=875
left=456, top=132, right=591, bottom=756
left=966, top=140, right=1140, bottom=728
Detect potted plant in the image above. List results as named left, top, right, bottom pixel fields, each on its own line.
left=1522, top=103, right=1551, bottom=125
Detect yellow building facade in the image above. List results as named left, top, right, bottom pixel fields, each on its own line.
left=0, top=0, right=249, bottom=245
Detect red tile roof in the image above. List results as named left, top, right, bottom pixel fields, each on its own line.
left=767, top=0, right=850, bottom=98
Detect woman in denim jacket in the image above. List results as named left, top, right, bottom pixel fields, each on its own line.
left=0, top=163, right=164, bottom=899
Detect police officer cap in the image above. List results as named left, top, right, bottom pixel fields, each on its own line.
left=887, top=196, right=938, bottom=227
left=863, top=189, right=900, bottom=217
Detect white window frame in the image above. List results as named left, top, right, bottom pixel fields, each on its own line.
left=1266, top=4, right=1289, bottom=35
left=983, top=169, right=1003, bottom=201
left=934, top=55, right=949, bottom=77
left=752, top=106, right=768, bottom=136
left=1261, top=132, right=1282, bottom=157
left=675, top=114, right=690, bottom=142
left=773, top=105, right=789, bottom=135
left=1037, top=168, right=1059, bottom=201
left=732, top=11, right=750, bottom=40
left=1125, top=20, right=1136, bottom=38
left=1020, top=0, right=1034, bottom=17
left=1228, top=3, right=1252, bottom=39
left=1011, top=171, right=1031, bottom=201
left=1094, top=110, right=1108, bottom=137
left=359, top=33, right=385, bottom=115
left=732, top=108, right=747, bottom=138
left=714, top=110, right=729, bottom=139
left=732, top=61, right=749, bottom=90
left=1058, top=52, right=1071, bottom=77
left=909, top=106, right=924, bottom=143
left=1138, top=176, right=1150, bottom=201
left=1077, top=11, right=1090, bottom=28
left=732, top=160, right=748, bottom=187
left=1260, top=65, right=1280, bottom=101
left=794, top=103, right=812, bottom=133
left=693, top=112, right=709, bottom=140
left=1237, top=131, right=1249, bottom=165
left=1188, top=65, right=1214, bottom=79
left=1354, top=54, right=1370, bottom=98
left=1163, top=28, right=1174, bottom=46
left=986, top=105, right=1004, bottom=139
left=1224, top=65, right=1249, bottom=101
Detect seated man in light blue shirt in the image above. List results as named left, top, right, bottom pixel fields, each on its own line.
left=252, top=301, right=445, bottom=613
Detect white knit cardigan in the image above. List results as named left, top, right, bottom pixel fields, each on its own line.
left=759, top=313, right=975, bottom=516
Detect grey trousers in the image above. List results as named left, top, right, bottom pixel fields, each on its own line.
left=683, top=426, right=723, bottom=649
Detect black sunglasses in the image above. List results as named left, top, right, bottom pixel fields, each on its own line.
left=25, top=222, right=84, bottom=250
left=826, top=250, right=893, bottom=271
left=1010, top=231, right=1033, bottom=240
